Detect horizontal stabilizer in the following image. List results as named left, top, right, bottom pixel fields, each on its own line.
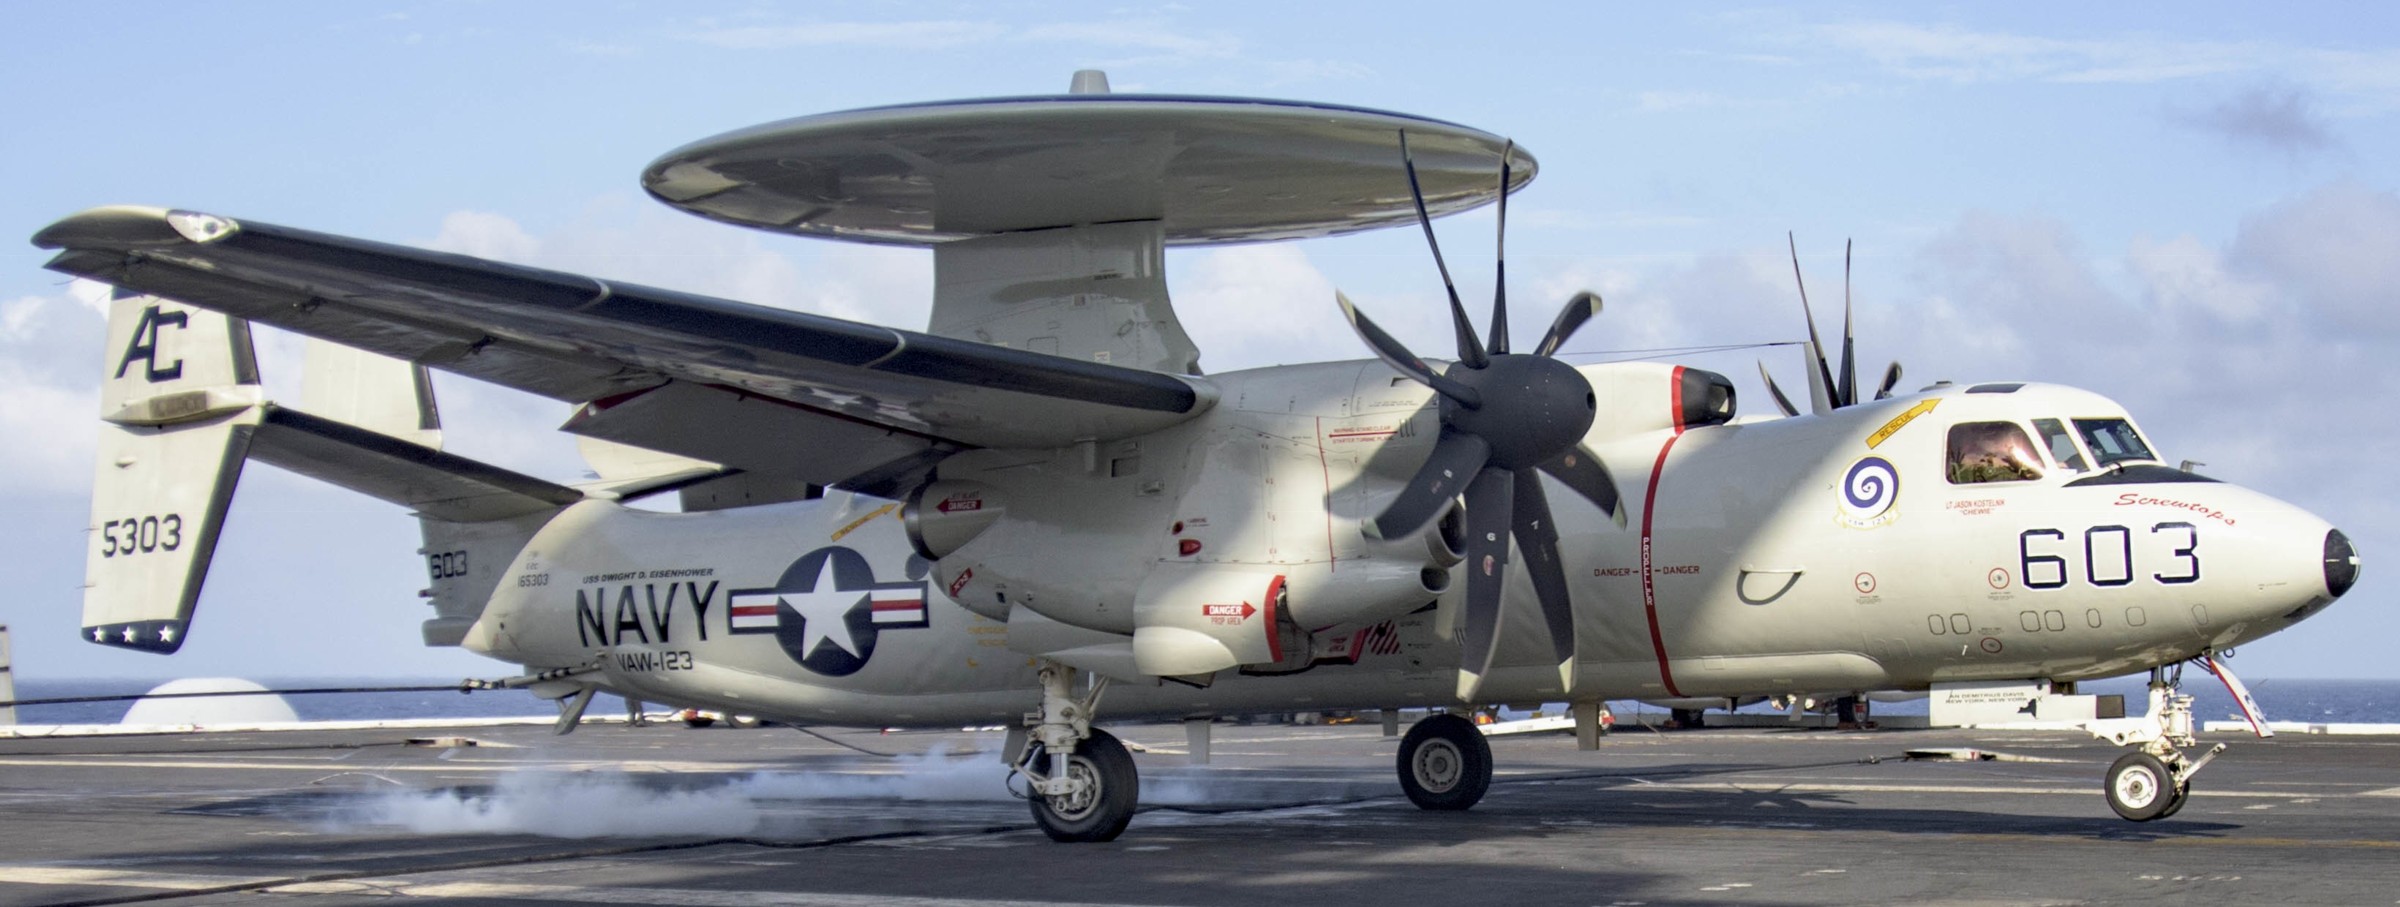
left=248, top=405, right=582, bottom=522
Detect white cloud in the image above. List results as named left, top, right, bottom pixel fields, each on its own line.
left=2127, top=234, right=2277, bottom=324
left=1636, top=90, right=1734, bottom=112
left=681, top=20, right=1008, bottom=50
left=1811, top=21, right=2255, bottom=85
left=427, top=210, right=542, bottom=262
left=2173, top=83, right=2335, bottom=155
left=2226, top=180, right=2400, bottom=335
left=1017, top=22, right=1238, bottom=60
left=0, top=288, right=106, bottom=496
left=1807, top=20, right=2400, bottom=116
left=1172, top=244, right=1358, bottom=372
left=562, top=39, right=638, bottom=57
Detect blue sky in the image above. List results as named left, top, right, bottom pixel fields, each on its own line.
left=5, top=3, right=2396, bottom=683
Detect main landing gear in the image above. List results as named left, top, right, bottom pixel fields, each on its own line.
left=1008, top=661, right=1137, bottom=842
left=2080, top=657, right=2267, bottom=822
left=1397, top=712, right=1493, bottom=810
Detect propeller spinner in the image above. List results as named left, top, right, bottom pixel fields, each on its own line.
left=1335, top=132, right=1627, bottom=703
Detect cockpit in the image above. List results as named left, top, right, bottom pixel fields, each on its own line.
left=1944, top=410, right=2160, bottom=486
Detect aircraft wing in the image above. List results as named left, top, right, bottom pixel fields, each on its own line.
left=35, top=207, right=1215, bottom=493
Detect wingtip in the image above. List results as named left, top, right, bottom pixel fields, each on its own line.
left=31, top=205, right=185, bottom=250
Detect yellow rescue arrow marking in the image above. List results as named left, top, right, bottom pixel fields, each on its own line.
left=1866, top=399, right=1941, bottom=449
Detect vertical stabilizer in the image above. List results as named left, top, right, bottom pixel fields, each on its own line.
left=85, top=289, right=264, bottom=653
left=304, top=338, right=442, bottom=449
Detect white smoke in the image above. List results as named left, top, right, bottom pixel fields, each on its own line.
left=335, top=744, right=1014, bottom=838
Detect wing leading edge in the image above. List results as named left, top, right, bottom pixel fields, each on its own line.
left=36, top=207, right=1217, bottom=490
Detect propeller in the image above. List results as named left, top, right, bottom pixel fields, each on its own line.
left=1759, top=235, right=1905, bottom=415
left=1335, top=131, right=1628, bottom=703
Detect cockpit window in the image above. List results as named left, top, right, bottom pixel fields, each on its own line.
left=2032, top=418, right=2089, bottom=473
left=1947, top=422, right=2043, bottom=484
left=2074, top=418, right=2156, bottom=468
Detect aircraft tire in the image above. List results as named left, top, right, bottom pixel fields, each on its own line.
left=2105, top=752, right=2174, bottom=821
left=1398, top=713, right=1491, bottom=811
left=1028, top=728, right=1138, bottom=843
left=2156, top=780, right=2190, bottom=819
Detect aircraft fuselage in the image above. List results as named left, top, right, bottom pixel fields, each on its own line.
left=460, top=361, right=2346, bottom=725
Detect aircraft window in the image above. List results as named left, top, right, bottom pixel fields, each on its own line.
left=2032, top=418, right=2089, bottom=473
left=1947, top=421, right=2043, bottom=485
left=2074, top=418, right=2156, bottom=467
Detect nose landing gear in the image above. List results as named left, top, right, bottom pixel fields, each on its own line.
left=2082, top=654, right=2267, bottom=822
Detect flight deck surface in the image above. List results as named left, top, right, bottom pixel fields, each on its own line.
left=2, top=720, right=2396, bottom=906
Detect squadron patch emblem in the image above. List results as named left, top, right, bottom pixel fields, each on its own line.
left=1836, top=456, right=1901, bottom=529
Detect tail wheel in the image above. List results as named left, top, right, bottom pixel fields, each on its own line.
left=1028, top=728, right=1138, bottom=843
left=2105, top=752, right=2176, bottom=821
left=1397, top=713, right=1492, bottom=811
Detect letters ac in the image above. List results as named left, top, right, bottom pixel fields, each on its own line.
left=575, top=580, right=719, bottom=646
left=115, top=304, right=189, bottom=383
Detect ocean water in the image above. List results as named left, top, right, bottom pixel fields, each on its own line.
left=10, top=675, right=2400, bottom=728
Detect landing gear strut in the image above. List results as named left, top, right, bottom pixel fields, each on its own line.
left=1010, top=661, right=1136, bottom=842
left=1397, top=713, right=1492, bottom=810
left=2083, top=663, right=2227, bottom=821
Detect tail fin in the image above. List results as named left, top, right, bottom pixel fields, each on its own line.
left=84, top=289, right=263, bottom=652
left=84, top=289, right=583, bottom=654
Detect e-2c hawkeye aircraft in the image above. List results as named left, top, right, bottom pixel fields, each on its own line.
left=38, top=72, right=2357, bottom=842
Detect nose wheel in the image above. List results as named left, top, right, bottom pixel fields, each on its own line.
left=2079, top=658, right=2256, bottom=822
left=2104, top=751, right=2188, bottom=821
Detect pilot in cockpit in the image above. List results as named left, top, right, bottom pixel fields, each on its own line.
left=1947, top=421, right=2045, bottom=484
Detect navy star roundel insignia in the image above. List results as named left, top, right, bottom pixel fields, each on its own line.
left=726, top=546, right=929, bottom=676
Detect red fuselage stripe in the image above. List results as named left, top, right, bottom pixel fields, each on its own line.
left=1641, top=367, right=1687, bottom=697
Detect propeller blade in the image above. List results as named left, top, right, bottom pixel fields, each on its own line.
left=1534, top=444, right=1627, bottom=529
left=1398, top=130, right=1489, bottom=370
left=1758, top=360, right=1800, bottom=417
left=1510, top=471, right=1577, bottom=692
left=1370, top=430, right=1492, bottom=540
left=1837, top=238, right=1857, bottom=408
left=1533, top=291, right=1602, bottom=358
left=1787, top=233, right=1839, bottom=413
left=1456, top=467, right=1514, bottom=703
left=1336, top=291, right=1483, bottom=408
left=1874, top=361, right=1904, bottom=400
left=1487, top=140, right=1513, bottom=356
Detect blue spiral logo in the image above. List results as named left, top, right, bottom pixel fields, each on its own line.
left=1839, top=457, right=1899, bottom=523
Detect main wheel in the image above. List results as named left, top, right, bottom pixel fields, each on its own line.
left=2105, top=752, right=2175, bottom=821
left=1028, top=728, right=1138, bottom=842
left=1397, top=713, right=1492, bottom=811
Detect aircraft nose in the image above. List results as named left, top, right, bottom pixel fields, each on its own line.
left=2325, top=528, right=2360, bottom=599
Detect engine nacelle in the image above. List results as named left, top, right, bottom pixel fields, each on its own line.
left=1583, top=362, right=1736, bottom=441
